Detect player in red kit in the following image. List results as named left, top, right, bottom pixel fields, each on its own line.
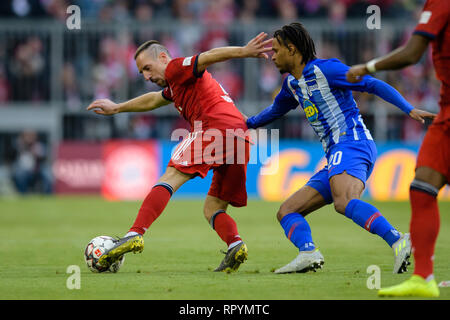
left=87, top=33, right=272, bottom=272
left=347, top=0, right=448, bottom=297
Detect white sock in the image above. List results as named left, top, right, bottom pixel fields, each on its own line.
left=124, top=231, right=140, bottom=238
left=228, top=240, right=243, bottom=250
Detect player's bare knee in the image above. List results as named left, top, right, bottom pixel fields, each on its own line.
left=158, top=167, right=193, bottom=192
left=413, top=167, right=447, bottom=190
left=276, top=209, right=284, bottom=222
left=203, top=205, right=216, bottom=222
left=203, top=207, right=211, bottom=222
left=277, top=202, right=293, bottom=221
left=333, top=198, right=349, bottom=215
left=203, top=196, right=228, bottom=223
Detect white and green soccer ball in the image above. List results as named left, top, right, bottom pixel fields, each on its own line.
left=84, top=236, right=125, bottom=273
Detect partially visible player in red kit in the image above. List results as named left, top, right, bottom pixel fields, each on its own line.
left=87, top=33, right=272, bottom=272
left=347, top=0, right=448, bottom=297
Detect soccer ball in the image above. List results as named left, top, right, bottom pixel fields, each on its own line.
left=84, top=236, right=125, bottom=273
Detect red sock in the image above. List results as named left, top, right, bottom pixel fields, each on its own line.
left=129, top=184, right=173, bottom=235
left=410, top=188, right=440, bottom=279
left=212, top=211, right=242, bottom=247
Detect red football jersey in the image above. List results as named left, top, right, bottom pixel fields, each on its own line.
left=162, top=55, right=248, bottom=135
left=414, top=0, right=450, bottom=120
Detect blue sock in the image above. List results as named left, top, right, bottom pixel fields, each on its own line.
left=345, top=199, right=401, bottom=247
left=280, top=213, right=315, bottom=252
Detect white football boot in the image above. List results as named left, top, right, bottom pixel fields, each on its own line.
left=392, top=232, right=411, bottom=274
left=274, top=248, right=324, bottom=274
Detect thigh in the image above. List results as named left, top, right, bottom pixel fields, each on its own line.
left=416, top=122, right=450, bottom=186
left=327, top=140, right=375, bottom=212
left=305, top=166, right=333, bottom=204
left=208, top=161, right=248, bottom=208
left=329, top=171, right=365, bottom=202
left=277, top=185, right=327, bottom=221
left=168, top=131, right=214, bottom=179
left=327, top=140, right=377, bottom=188
left=207, top=140, right=250, bottom=208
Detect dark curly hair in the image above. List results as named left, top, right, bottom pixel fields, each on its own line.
left=274, top=22, right=316, bottom=64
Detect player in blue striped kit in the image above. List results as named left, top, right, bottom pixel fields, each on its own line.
left=246, top=23, right=435, bottom=274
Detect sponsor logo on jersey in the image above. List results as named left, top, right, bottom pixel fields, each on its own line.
left=303, top=99, right=319, bottom=123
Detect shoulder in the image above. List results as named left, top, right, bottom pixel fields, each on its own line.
left=280, top=75, right=297, bottom=95
left=424, top=0, right=450, bottom=11
left=166, top=56, right=194, bottom=72
left=165, top=55, right=203, bottom=85
left=282, top=74, right=295, bottom=87
left=310, top=58, right=350, bottom=82
left=165, top=57, right=182, bottom=78
left=313, top=58, right=347, bottom=71
left=414, top=0, right=450, bottom=39
left=273, top=75, right=299, bottom=105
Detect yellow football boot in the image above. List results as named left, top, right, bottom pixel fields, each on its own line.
left=378, top=275, right=440, bottom=298
left=214, top=242, right=248, bottom=273
left=99, top=234, right=144, bottom=267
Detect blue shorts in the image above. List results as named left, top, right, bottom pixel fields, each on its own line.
left=305, top=139, right=377, bottom=204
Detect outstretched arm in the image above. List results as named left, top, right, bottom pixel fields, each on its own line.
left=247, top=78, right=299, bottom=129
left=323, top=59, right=435, bottom=124
left=86, top=90, right=171, bottom=115
left=347, top=0, right=449, bottom=81
left=196, top=32, right=272, bottom=74
left=346, top=34, right=430, bottom=82
left=362, top=77, right=435, bottom=123
left=247, top=102, right=294, bottom=129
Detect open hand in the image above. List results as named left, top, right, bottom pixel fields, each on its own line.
left=243, top=32, right=273, bottom=59
left=86, top=99, right=120, bottom=115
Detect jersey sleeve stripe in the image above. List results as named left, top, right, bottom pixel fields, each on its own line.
left=193, top=55, right=205, bottom=78
left=413, top=30, right=436, bottom=40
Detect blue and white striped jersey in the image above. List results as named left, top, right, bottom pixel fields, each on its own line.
left=247, top=58, right=414, bottom=153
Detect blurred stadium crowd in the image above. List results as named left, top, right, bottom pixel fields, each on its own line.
left=0, top=0, right=425, bottom=21
left=0, top=0, right=440, bottom=194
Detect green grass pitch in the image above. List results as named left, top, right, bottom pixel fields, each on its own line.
left=0, top=196, right=448, bottom=300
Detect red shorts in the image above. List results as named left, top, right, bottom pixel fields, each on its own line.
left=168, top=130, right=251, bottom=207
left=416, top=119, right=450, bottom=182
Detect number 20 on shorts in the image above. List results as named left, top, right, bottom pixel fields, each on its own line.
left=329, top=151, right=343, bottom=166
